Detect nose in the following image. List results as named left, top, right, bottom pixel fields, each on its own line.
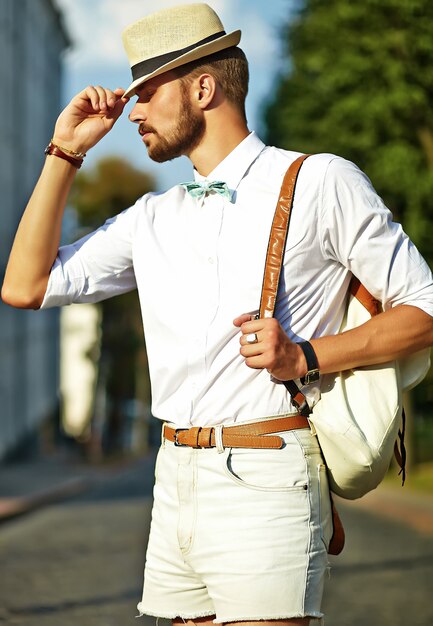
left=128, top=101, right=146, bottom=124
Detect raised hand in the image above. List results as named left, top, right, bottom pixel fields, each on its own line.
left=52, top=86, right=129, bottom=155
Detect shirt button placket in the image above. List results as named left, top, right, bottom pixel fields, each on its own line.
left=187, top=193, right=223, bottom=416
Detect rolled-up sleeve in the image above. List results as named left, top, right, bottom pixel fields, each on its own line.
left=320, top=157, right=433, bottom=318
left=40, top=201, right=140, bottom=309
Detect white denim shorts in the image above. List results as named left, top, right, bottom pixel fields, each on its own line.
left=137, top=418, right=332, bottom=623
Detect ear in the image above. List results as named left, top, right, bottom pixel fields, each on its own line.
left=193, top=73, right=217, bottom=110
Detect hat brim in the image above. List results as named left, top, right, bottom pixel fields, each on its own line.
left=124, top=29, right=241, bottom=98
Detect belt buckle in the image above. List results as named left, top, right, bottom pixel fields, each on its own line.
left=173, top=428, right=188, bottom=447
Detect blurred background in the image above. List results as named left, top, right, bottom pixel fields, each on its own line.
left=1, top=0, right=432, bottom=471
left=1, top=2, right=433, bottom=625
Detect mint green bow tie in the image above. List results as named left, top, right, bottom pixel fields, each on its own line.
left=180, top=180, right=232, bottom=200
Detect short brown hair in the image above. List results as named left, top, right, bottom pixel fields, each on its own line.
left=174, top=47, right=249, bottom=121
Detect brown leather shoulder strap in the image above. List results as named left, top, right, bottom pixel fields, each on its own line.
left=257, top=154, right=311, bottom=416
left=349, top=276, right=381, bottom=317
left=259, top=154, right=311, bottom=319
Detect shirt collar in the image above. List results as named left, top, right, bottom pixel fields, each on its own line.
left=193, top=132, right=266, bottom=192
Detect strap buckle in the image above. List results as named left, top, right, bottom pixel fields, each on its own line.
left=173, top=428, right=188, bottom=447
left=301, top=368, right=320, bottom=386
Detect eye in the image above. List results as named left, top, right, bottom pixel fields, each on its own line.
left=136, top=87, right=156, bottom=103
left=143, top=91, right=155, bottom=104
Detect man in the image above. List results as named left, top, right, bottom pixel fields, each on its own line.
left=2, top=4, right=433, bottom=625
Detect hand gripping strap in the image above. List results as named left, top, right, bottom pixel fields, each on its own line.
left=258, top=154, right=311, bottom=415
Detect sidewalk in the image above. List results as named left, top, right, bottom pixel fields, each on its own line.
left=0, top=447, right=146, bottom=522
left=338, top=474, right=433, bottom=536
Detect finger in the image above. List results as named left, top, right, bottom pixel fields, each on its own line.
left=233, top=313, right=254, bottom=327
left=93, top=85, right=110, bottom=111
left=79, top=85, right=102, bottom=112
left=244, top=355, right=267, bottom=370
left=81, top=85, right=117, bottom=112
left=113, top=87, right=128, bottom=99
left=240, top=343, right=262, bottom=358
left=106, top=94, right=129, bottom=121
left=112, top=88, right=130, bottom=108
left=240, top=319, right=263, bottom=335
left=240, top=331, right=261, bottom=347
left=105, top=88, right=129, bottom=109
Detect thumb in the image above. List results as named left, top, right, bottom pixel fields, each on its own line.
left=109, top=94, right=129, bottom=121
left=233, top=313, right=254, bottom=327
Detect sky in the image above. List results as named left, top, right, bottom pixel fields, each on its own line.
left=54, top=0, right=293, bottom=191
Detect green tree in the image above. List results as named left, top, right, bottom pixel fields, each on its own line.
left=264, top=0, right=433, bottom=264
left=72, top=156, right=154, bottom=229
left=70, top=156, right=155, bottom=456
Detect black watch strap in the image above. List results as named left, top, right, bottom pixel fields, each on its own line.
left=298, top=341, right=320, bottom=385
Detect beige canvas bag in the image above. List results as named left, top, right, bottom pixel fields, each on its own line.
left=260, top=154, right=431, bottom=501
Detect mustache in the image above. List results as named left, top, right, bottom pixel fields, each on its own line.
left=138, top=122, right=156, bottom=136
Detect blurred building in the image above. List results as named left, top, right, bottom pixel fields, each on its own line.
left=60, top=304, right=101, bottom=440
left=0, top=0, right=69, bottom=459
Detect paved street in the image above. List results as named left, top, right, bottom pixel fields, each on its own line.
left=0, top=454, right=157, bottom=626
left=322, top=501, right=433, bottom=625
left=0, top=451, right=432, bottom=626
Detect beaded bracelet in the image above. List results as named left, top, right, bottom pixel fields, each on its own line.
left=49, top=139, right=86, bottom=159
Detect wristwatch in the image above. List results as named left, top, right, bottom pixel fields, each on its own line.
left=298, top=341, right=320, bottom=385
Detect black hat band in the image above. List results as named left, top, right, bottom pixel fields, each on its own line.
left=131, top=31, right=226, bottom=81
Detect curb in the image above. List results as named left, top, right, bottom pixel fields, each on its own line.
left=0, top=477, right=91, bottom=522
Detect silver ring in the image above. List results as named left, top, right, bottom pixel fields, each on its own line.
left=245, top=332, right=258, bottom=344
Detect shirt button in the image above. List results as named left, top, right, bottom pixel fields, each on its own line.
left=208, top=257, right=215, bottom=264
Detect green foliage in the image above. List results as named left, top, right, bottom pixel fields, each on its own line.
left=71, top=156, right=155, bottom=230
left=264, top=0, right=433, bottom=264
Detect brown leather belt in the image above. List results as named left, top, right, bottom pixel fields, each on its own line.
left=163, top=415, right=310, bottom=449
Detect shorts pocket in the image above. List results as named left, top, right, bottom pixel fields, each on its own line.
left=222, top=434, right=309, bottom=492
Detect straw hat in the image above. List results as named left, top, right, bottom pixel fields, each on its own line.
left=122, top=3, right=241, bottom=97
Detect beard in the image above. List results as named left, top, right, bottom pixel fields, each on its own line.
left=140, top=88, right=205, bottom=163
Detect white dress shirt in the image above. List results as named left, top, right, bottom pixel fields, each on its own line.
left=41, top=132, right=433, bottom=426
